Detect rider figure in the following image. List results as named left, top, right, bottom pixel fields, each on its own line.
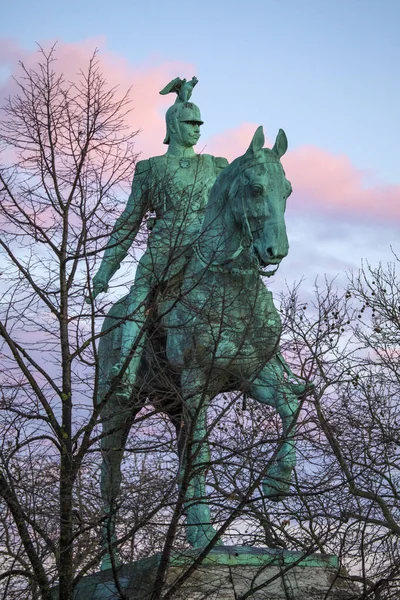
left=91, top=79, right=228, bottom=394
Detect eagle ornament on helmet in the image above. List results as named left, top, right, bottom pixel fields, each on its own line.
left=160, top=77, right=204, bottom=145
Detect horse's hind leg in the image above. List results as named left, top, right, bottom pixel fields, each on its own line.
left=248, top=359, right=300, bottom=499
left=100, top=400, right=139, bottom=570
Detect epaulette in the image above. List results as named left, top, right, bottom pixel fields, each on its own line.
left=215, top=156, right=229, bottom=169
left=135, top=159, right=150, bottom=175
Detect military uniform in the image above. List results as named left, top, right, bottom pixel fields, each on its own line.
left=133, top=153, right=228, bottom=285
left=97, top=151, right=228, bottom=376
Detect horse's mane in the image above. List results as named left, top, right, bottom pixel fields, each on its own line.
left=201, top=148, right=280, bottom=233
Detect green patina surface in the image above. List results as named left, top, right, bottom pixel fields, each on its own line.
left=90, top=78, right=311, bottom=569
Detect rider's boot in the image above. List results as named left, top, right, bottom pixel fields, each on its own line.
left=109, top=282, right=151, bottom=400
left=186, top=505, right=220, bottom=548
left=110, top=317, right=145, bottom=401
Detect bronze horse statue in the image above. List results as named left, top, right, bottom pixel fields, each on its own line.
left=97, top=127, right=303, bottom=568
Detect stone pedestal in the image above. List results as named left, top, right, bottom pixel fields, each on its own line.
left=54, top=546, right=358, bottom=599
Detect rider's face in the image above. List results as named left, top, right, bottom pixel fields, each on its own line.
left=176, top=120, right=201, bottom=148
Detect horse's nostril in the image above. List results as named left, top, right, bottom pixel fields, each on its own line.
left=267, top=247, right=274, bottom=258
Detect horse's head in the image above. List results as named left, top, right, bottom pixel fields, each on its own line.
left=229, top=127, right=292, bottom=273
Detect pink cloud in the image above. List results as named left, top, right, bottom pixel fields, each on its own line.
left=0, top=38, right=197, bottom=234
left=204, top=122, right=263, bottom=160
left=1, top=38, right=399, bottom=225
left=285, top=146, right=400, bottom=221
left=0, top=37, right=194, bottom=160
left=0, top=39, right=27, bottom=68
left=206, top=125, right=400, bottom=223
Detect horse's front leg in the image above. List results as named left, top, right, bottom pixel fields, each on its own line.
left=248, top=359, right=300, bottom=500
left=180, top=368, right=220, bottom=548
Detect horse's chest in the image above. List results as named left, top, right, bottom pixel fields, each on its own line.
left=167, top=271, right=282, bottom=373
left=232, top=288, right=280, bottom=345
left=196, top=282, right=282, bottom=365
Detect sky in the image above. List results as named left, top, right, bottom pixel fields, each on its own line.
left=1, top=0, right=399, bottom=297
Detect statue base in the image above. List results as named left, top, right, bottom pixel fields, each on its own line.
left=53, top=546, right=358, bottom=599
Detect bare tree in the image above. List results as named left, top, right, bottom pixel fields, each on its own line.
left=2, top=44, right=398, bottom=600
left=259, top=261, right=400, bottom=599
left=0, top=44, right=141, bottom=600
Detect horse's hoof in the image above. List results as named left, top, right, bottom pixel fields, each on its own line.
left=288, top=379, right=314, bottom=398
left=188, top=525, right=220, bottom=548
left=289, top=382, right=306, bottom=396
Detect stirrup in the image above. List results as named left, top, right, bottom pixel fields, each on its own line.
left=110, top=362, right=122, bottom=378
left=109, top=363, right=133, bottom=400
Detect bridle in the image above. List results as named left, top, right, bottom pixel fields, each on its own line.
left=194, top=240, right=280, bottom=278
left=194, top=157, right=283, bottom=278
left=194, top=215, right=280, bottom=279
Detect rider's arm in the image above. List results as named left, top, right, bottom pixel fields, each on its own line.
left=92, top=160, right=150, bottom=296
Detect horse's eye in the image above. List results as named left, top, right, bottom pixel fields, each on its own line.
left=251, top=185, right=263, bottom=196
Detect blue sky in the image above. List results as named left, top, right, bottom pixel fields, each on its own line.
left=3, top=0, right=399, bottom=176
left=1, top=0, right=399, bottom=289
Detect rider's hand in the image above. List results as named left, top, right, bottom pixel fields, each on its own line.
left=85, top=274, right=109, bottom=303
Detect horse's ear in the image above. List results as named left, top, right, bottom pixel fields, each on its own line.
left=246, top=126, right=265, bottom=156
left=272, top=129, right=288, bottom=158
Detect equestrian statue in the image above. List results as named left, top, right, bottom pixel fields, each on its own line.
left=90, top=78, right=308, bottom=569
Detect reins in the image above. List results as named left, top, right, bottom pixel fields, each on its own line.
left=194, top=239, right=280, bottom=278
left=193, top=157, right=282, bottom=278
